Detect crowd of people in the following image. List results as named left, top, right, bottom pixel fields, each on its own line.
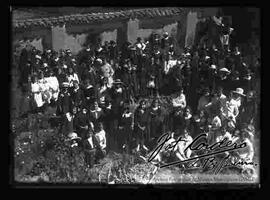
left=13, top=16, right=260, bottom=173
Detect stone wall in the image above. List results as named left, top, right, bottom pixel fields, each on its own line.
left=127, top=18, right=179, bottom=44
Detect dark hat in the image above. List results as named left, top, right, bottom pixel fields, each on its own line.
left=137, top=37, right=142, bottom=41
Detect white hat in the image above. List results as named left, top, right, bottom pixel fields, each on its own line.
left=210, top=64, right=217, bottom=69
left=232, top=88, right=246, bottom=96
left=96, top=58, right=102, bottom=63
left=63, top=64, right=67, bottom=69
left=67, top=132, right=81, bottom=140
left=219, top=68, right=230, bottom=73
left=205, top=56, right=210, bottom=60
left=43, top=63, right=48, bottom=67
left=35, top=55, right=41, bottom=59
left=62, top=82, right=69, bottom=87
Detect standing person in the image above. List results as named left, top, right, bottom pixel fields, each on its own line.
left=30, top=75, right=44, bottom=113
left=118, top=105, right=133, bottom=153
left=45, top=69, right=60, bottom=103
left=220, top=91, right=239, bottom=124
left=74, top=106, right=91, bottom=140
left=216, top=67, right=231, bottom=95
left=67, top=67, right=80, bottom=87
left=56, top=83, right=71, bottom=116
left=70, top=80, right=84, bottom=109
left=148, top=99, right=163, bottom=144
left=184, top=106, right=194, bottom=135
left=56, top=67, right=68, bottom=88
left=83, top=129, right=99, bottom=168
left=89, top=101, right=104, bottom=128
left=100, top=59, right=114, bottom=88
left=94, top=122, right=107, bottom=159
left=108, top=40, right=118, bottom=62
left=63, top=106, right=77, bottom=136
left=133, top=100, right=149, bottom=152
left=81, top=62, right=97, bottom=86
left=240, top=90, right=256, bottom=125
left=197, top=88, right=211, bottom=112
left=83, top=78, right=96, bottom=109
left=171, top=107, right=186, bottom=138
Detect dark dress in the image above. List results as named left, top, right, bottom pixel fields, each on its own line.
left=148, top=107, right=163, bottom=141
left=70, top=87, right=85, bottom=108
left=134, top=108, right=148, bottom=141
left=118, top=111, right=133, bottom=149
left=74, top=111, right=90, bottom=139
left=83, top=85, right=96, bottom=107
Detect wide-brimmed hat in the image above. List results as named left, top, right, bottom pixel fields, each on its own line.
left=67, top=132, right=81, bottom=141
left=62, top=82, right=70, bottom=88
left=205, top=56, right=211, bottom=60
left=243, top=124, right=255, bottom=133
left=113, top=79, right=124, bottom=84
left=210, top=64, right=217, bottom=69
left=35, top=55, right=41, bottom=60
left=96, top=58, right=102, bottom=63
left=219, top=68, right=230, bottom=73
left=232, top=88, right=246, bottom=96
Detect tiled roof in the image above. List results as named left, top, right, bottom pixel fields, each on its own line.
left=13, top=7, right=184, bottom=29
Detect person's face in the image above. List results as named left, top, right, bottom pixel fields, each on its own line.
left=82, top=108, right=87, bottom=114
left=100, top=96, right=105, bottom=102
left=141, top=103, right=146, bottom=109
left=69, top=68, right=73, bottom=73
left=185, top=109, right=191, bottom=115
left=74, top=82, right=79, bottom=88
left=72, top=108, right=77, bottom=114
left=94, top=102, right=99, bottom=109
left=199, top=111, right=204, bottom=118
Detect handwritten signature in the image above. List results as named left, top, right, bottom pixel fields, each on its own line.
left=147, top=132, right=256, bottom=173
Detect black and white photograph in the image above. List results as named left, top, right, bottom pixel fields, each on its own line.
left=10, top=7, right=260, bottom=185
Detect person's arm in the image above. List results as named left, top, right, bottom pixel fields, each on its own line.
left=233, top=105, right=239, bottom=117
